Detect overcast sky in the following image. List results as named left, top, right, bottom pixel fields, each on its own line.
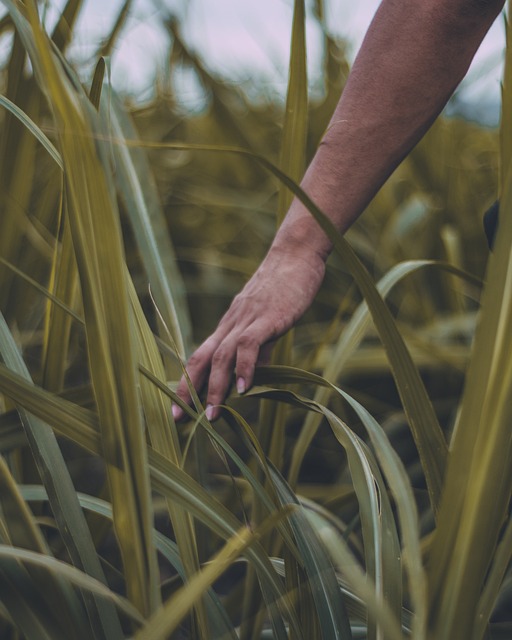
left=39, top=0, right=507, bottom=108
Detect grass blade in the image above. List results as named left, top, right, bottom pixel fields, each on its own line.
left=0, top=313, right=124, bottom=639
left=248, top=366, right=426, bottom=639
left=0, top=363, right=303, bottom=638
left=89, top=57, right=105, bottom=110
left=134, top=510, right=294, bottom=640
left=20, top=485, right=240, bottom=640
left=0, top=93, right=62, bottom=169
left=50, top=0, right=83, bottom=52
left=425, top=11, right=512, bottom=635
left=270, top=463, right=354, bottom=640
left=13, top=0, right=160, bottom=615
left=245, top=5, right=308, bottom=631
left=288, top=259, right=478, bottom=489
left=103, top=93, right=191, bottom=358
left=0, top=567, right=61, bottom=640
left=128, top=278, right=209, bottom=638
left=0, top=545, right=143, bottom=626
left=41, top=211, right=79, bottom=392
left=0, top=455, right=47, bottom=554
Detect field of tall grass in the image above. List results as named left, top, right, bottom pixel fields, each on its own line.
left=0, top=1, right=511, bottom=638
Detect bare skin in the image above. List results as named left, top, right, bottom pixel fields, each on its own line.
left=174, top=0, right=505, bottom=421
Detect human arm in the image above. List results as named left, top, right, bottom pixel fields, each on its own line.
left=174, top=0, right=505, bottom=421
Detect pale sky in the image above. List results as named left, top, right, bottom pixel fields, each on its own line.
left=13, top=1, right=509, bottom=110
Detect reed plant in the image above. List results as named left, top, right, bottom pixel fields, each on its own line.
left=0, top=1, right=509, bottom=639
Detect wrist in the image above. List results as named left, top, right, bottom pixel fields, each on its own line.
left=272, top=206, right=333, bottom=264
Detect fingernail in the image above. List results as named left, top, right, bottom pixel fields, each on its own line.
left=172, top=404, right=183, bottom=421
left=205, top=404, right=214, bottom=421
left=237, top=377, right=246, bottom=394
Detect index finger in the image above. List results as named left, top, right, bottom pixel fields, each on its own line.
left=172, top=337, right=218, bottom=420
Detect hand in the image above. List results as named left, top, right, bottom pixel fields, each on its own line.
left=173, top=241, right=326, bottom=421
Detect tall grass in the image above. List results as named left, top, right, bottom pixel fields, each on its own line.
left=0, top=1, right=509, bottom=639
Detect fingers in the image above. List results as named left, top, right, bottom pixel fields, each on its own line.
left=230, top=333, right=260, bottom=398
left=172, top=337, right=218, bottom=421
left=174, top=320, right=276, bottom=422
left=206, top=319, right=279, bottom=420
left=235, top=326, right=275, bottom=394
left=173, top=325, right=243, bottom=422
left=203, top=338, right=238, bottom=420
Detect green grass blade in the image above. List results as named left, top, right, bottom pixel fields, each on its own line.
left=41, top=203, right=79, bottom=392
left=0, top=364, right=302, bottom=638
left=89, top=57, right=105, bottom=110
left=134, top=510, right=293, bottom=640
left=0, top=567, right=61, bottom=640
left=263, top=0, right=308, bottom=463
left=50, top=0, right=83, bottom=52
left=0, top=457, right=75, bottom=639
left=269, top=464, right=353, bottom=640
left=0, top=26, right=36, bottom=317
left=0, top=455, right=47, bottom=554
left=0, top=256, right=80, bottom=322
left=149, top=451, right=299, bottom=640
left=242, top=26, right=310, bottom=631
left=0, top=93, right=62, bottom=169
left=248, top=9, right=306, bottom=625
left=103, top=93, right=191, bottom=358
left=501, top=11, right=512, bottom=183
left=0, top=545, right=143, bottom=626
left=139, top=363, right=299, bottom=551
left=270, top=388, right=398, bottom=640
left=425, top=10, right=512, bottom=638
left=425, top=27, right=512, bottom=640
left=472, top=515, right=512, bottom=640
left=128, top=278, right=209, bottom=638
left=277, top=0, right=307, bottom=221
left=20, top=485, right=240, bottom=640
left=332, top=390, right=424, bottom=640
left=244, top=384, right=406, bottom=640
left=248, top=367, right=426, bottom=639
left=15, top=0, right=160, bottom=615
left=0, top=313, right=124, bottom=639
left=289, top=259, right=478, bottom=489
left=0, top=362, right=101, bottom=455
left=321, top=411, right=402, bottom=640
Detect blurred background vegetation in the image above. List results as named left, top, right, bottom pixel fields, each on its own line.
left=0, top=1, right=509, bottom=639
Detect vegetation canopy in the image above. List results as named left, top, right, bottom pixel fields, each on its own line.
left=0, top=1, right=509, bottom=639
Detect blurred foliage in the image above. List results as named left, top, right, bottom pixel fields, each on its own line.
left=0, top=1, right=509, bottom=639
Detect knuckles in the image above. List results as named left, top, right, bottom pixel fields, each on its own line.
left=185, top=351, right=204, bottom=372
left=211, top=344, right=234, bottom=367
left=238, top=332, right=259, bottom=352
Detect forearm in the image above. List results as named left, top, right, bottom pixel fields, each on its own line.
left=274, top=0, right=505, bottom=260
